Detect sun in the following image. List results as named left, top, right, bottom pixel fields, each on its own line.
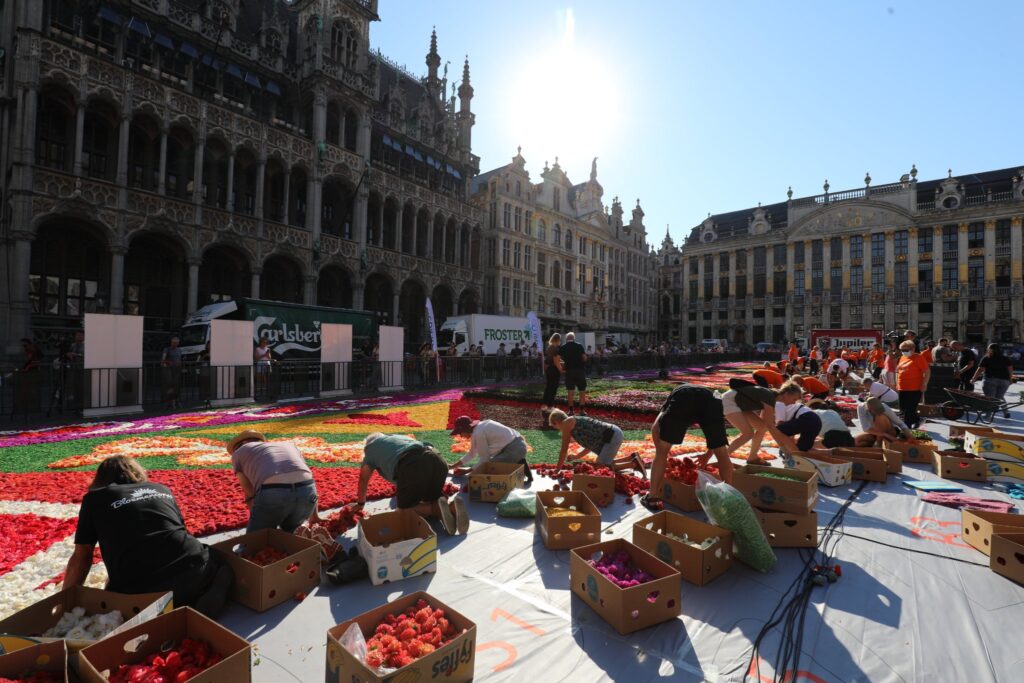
left=501, top=9, right=623, bottom=166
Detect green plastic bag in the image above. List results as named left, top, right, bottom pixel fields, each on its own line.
left=497, top=489, right=537, bottom=518
left=696, top=470, right=777, bottom=572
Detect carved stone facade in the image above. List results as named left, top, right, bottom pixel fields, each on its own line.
left=658, top=166, right=1024, bottom=346
left=0, top=0, right=484, bottom=356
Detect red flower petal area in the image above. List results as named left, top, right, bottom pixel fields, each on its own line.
left=446, top=397, right=481, bottom=428
left=0, top=472, right=94, bottom=504
left=532, top=463, right=651, bottom=499
left=324, top=411, right=423, bottom=427
left=0, top=513, right=79, bottom=575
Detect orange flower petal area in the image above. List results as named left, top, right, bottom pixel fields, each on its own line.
left=449, top=434, right=534, bottom=454
left=46, top=434, right=417, bottom=469
left=188, top=401, right=449, bottom=435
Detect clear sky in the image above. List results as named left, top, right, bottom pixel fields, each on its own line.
left=370, top=0, right=1024, bottom=247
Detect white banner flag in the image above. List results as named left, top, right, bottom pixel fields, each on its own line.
left=425, top=297, right=438, bottom=351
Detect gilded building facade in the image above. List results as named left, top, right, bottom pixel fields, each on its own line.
left=0, top=0, right=485, bottom=356
left=658, top=166, right=1024, bottom=345
left=471, top=151, right=658, bottom=346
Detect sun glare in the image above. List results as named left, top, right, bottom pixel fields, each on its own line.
left=502, top=8, right=623, bottom=167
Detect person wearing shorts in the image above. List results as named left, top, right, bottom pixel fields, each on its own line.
left=450, top=416, right=533, bottom=484
left=721, top=384, right=777, bottom=464
left=767, top=382, right=824, bottom=454
left=645, top=384, right=732, bottom=508
left=549, top=410, right=645, bottom=478
left=806, top=400, right=855, bottom=448
left=356, top=433, right=467, bottom=535
left=558, top=332, right=589, bottom=414
left=541, top=334, right=564, bottom=424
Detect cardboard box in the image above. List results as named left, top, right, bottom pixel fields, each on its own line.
left=468, top=461, right=525, bottom=502
left=325, top=592, right=475, bottom=683
left=0, top=587, right=172, bottom=655
left=536, top=490, right=602, bottom=550
left=828, top=448, right=888, bottom=483
left=757, top=511, right=819, bottom=548
left=830, top=446, right=900, bottom=474
left=570, top=539, right=681, bottom=635
left=886, top=440, right=935, bottom=465
left=0, top=640, right=71, bottom=682
left=964, top=430, right=1024, bottom=462
left=211, top=528, right=322, bottom=612
left=786, top=453, right=853, bottom=487
left=732, top=465, right=819, bottom=514
left=989, top=532, right=1024, bottom=585
left=79, top=607, right=250, bottom=683
left=961, top=509, right=1024, bottom=556
left=358, top=509, right=437, bottom=585
left=631, top=511, right=732, bottom=586
left=933, top=450, right=989, bottom=482
left=949, top=425, right=994, bottom=439
left=572, top=474, right=615, bottom=507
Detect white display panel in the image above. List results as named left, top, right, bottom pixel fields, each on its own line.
left=378, top=325, right=405, bottom=390
left=83, top=314, right=143, bottom=369
left=320, top=323, right=353, bottom=363
left=210, top=320, right=255, bottom=366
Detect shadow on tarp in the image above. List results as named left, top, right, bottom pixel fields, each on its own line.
left=569, top=594, right=708, bottom=682
left=530, top=539, right=574, bottom=590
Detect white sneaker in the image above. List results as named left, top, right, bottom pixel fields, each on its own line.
left=437, top=497, right=456, bottom=535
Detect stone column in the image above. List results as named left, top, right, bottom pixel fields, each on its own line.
left=377, top=201, right=385, bottom=247
left=395, top=205, right=404, bottom=253
left=116, top=113, right=131, bottom=187
left=251, top=270, right=261, bottom=298
left=281, top=169, right=291, bottom=224
left=425, top=214, right=433, bottom=259
left=73, top=103, right=86, bottom=176
left=696, top=255, right=705, bottom=300
left=192, top=137, right=205, bottom=205
left=7, top=236, right=33, bottom=349
left=21, top=87, right=39, bottom=165
left=187, top=260, right=200, bottom=314
left=225, top=151, right=236, bottom=212
left=392, top=291, right=400, bottom=324
left=357, top=110, right=372, bottom=160
left=254, top=157, right=266, bottom=220
left=109, top=247, right=126, bottom=314
left=157, top=125, right=168, bottom=195
left=305, top=176, right=317, bottom=235
left=304, top=276, right=317, bottom=306
left=354, top=185, right=369, bottom=248
left=441, top=222, right=448, bottom=264
left=352, top=281, right=365, bottom=311
left=908, top=228, right=919, bottom=332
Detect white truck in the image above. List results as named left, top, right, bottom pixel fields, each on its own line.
left=437, top=315, right=536, bottom=355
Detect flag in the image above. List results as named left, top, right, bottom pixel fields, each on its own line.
left=526, top=311, right=542, bottom=353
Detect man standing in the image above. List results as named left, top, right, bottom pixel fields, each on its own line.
left=558, top=332, right=588, bottom=415
left=952, top=340, right=976, bottom=391
left=510, top=342, right=524, bottom=378
left=495, top=342, right=507, bottom=382
left=450, top=415, right=532, bottom=484
left=161, top=336, right=183, bottom=409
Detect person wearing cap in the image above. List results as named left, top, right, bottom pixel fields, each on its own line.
left=227, top=431, right=320, bottom=533
left=450, top=416, right=533, bottom=484
left=357, top=433, right=467, bottom=536
left=548, top=409, right=646, bottom=478
left=720, top=382, right=777, bottom=464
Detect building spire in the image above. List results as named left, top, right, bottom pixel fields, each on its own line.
left=458, top=56, right=473, bottom=110
left=426, top=27, right=441, bottom=88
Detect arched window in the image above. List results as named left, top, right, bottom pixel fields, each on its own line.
left=552, top=260, right=561, bottom=289
left=565, top=300, right=573, bottom=317
left=331, top=20, right=359, bottom=69
left=553, top=298, right=562, bottom=316
left=537, top=220, right=546, bottom=242
left=565, top=230, right=573, bottom=251
left=537, top=295, right=546, bottom=314
left=553, top=224, right=561, bottom=246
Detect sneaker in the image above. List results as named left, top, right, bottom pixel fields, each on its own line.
left=639, top=494, right=663, bottom=511
left=452, top=497, right=469, bottom=535
left=437, top=497, right=456, bottom=535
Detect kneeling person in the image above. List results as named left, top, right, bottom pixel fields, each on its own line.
left=806, top=399, right=855, bottom=448
left=768, top=382, right=824, bottom=455
left=549, top=410, right=645, bottom=478
left=451, top=415, right=533, bottom=484
left=357, top=433, right=467, bottom=535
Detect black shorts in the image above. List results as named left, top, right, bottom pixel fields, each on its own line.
left=565, top=369, right=587, bottom=392
left=658, top=388, right=728, bottom=450
left=822, top=429, right=855, bottom=448
left=778, top=412, right=823, bottom=452
left=394, top=447, right=448, bottom=509
left=753, top=374, right=770, bottom=388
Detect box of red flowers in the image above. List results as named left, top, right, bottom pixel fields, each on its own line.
left=660, top=457, right=719, bottom=512
left=536, top=490, right=602, bottom=550
left=0, top=640, right=70, bottom=682
left=358, top=510, right=438, bottom=586
left=211, top=528, right=322, bottom=612
left=570, top=539, right=681, bottom=635
left=468, top=462, right=525, bottom=503
left=571, top=474, right=615, bottom=508
left=0, top=587, right=172, bottom=655
left=325, top=591, right=475, bottom=683
left=78, top=607, right=251, bottom=683
left=632, top=511, right=733, bottom=586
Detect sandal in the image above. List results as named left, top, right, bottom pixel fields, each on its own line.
left=639, top=494, right=663, bottom=511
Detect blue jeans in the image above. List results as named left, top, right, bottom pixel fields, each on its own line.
left=246, top=482, right=318, bottom=533
left=983, top=378, right=1011, bottom=402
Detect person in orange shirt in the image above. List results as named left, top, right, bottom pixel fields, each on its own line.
left=868, top=344, right=885, bottom=377
left=896, top=340, right=930, bottom=429
left=827, top=348, right=838, bottom=363
left=752, top=367, right=785, bottom=389
left=793, top=374, right=830, bottom=399
left=920, top=340, right=936, bottom=365
left=858, top=348, right=869, bottom=369
left=777, top=360, right=789, bottom=374
left=808, top=347, right=821, bottom=374
left=788, top=343, right=799, bottom=363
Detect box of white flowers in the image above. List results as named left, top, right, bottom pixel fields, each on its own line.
left=0, top=587, right=172, bottom=657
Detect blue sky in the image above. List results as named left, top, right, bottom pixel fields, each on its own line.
left=371, top=1, right=1023, bottom=246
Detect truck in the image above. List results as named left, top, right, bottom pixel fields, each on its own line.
left=437, top=315, right=536, bottom=356
left=177, top=298, right=375, bottom=361
left=809, top=328, right=884, bottom=354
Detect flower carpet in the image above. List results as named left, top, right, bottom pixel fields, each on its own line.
left=0, top=374, right=781, bottom=618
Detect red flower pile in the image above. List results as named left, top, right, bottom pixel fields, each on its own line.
left=365, top=599, right=459, bottom=670
left=0, top=674, right=64, bottom=683
left=321, top=505, right=368, bottom=537
left=107, top=638, right=222, bottom=683
left=531, top=463, right=651, bottom=503
left=589, top=550, right=656, bottom=588
left=241, top=547, right=290, bottom=566
left=664, top=457, right=719, bottom=486
left=445, top=398, right=481, bottom=428
left=0, top=514, right=79, bottom=576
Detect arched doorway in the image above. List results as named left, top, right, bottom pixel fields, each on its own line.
left=261, top=254, right=303, bottom=303
left=127, top=112, right=160, bottom=192
left=458, top=288, right=479, bottom=316
left=124, top=232, right=188, bottom=331
left=431, top=284, right=454, bottom=326
left=318, top=265, right=353, bottom=308
left=198, top=244, right=251, bottom=305
left=364, top=273, right=393, bottom=325
left=400, top=279, right=427, bottom=346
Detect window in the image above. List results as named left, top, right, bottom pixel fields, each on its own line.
left=537, top=220, right=546, bottom=241
left=774, top=244, right=787, bottom=265
left=995, top=219, right=1010, bottom=247
left=501, top=277, right=510, bottom=307
left=514, top=206, right=521, bottom=232
left=830, top=267, right=842, bottom=292
left=850, top=235, right=863, bottom=260
left=689, top=259, right=699, bottom=275
left=850, top=267, right=863, bottom=294
left=537, top=252, right=546, bottom=286
left=523, top=283, right=532, bottom=309
left=515, top=180, right=521, bottom=196
left=524, top=245, right=532, bottom=271
left=553, top=298, right=562, bottom=315
left=331, top=20, right=359, bottom=69
left=942, top=225, right=958, bottom=255
left=872, top=264, right=885, bottom=290
left=689, top=281, right=698, bottom=300
left=773, top=272, right=786, bottom=294
left=996, top=262, right=1011, bottom=288
left=871, top=233, right=885, bottom=261
left=794, top=242, right=805, bottom=264
left=794, top=271, right=805, bottom=295
left=501, top=239, right=511, bottom=266
left=871, top=304, right=885, bottom=325
left=811, top=267, right=823, bottom=294
left=967, top=222, right=984, bottom=249
left=553, top=225, right=561, bottom=246
left=537, top=295, right=546, bottom=314
left=551, top=261, right=561, bottom=289
left=942, top=262, right=958, bottom=290
left=894, top=230, right=908, bottom=256
left=918, top=228, right=933, bottom=254
left=722, top=276, right=732, bottom=296
left=513, top=242, right=521, bottom=269
left=512, top=279, right=521, bottom=307
left=968, top=258, right=984, bottom=288
left=565, top=230, right=573, bottom=251
left=754, top=247, right=766, bottom=268
left=811, top=240, right=823, bottom=263
left=944, top=301, right=958, bottom=314
left=918, top=302, right=932, bottom=314
left=503, top=203, right=511, bottom=229
left=720, top=252, right=730, bottom=271
left=525, top=211, right=532, bottom=236
left=553, top=188, right=561, bottom=211
left=579, top=302, right=586, bottom=318
left=579, top=268, right=586, bottom=295
left=830, top=238, right=842, bottom=261
left=565, top=262, right=573, bottom=293
left=894, top=262, right=908, bottom=290
left=735, top=275, right=747, bottom=299
left=565, top=300, right=573, bottom=317
left=919, top=263, right=933, bottom=288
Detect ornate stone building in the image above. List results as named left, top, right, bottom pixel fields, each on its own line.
left=658, top=166, right=1024, bottom=346
left=0, top=0, right=484, bottom=356
left=471, top=150, right=658, bottom=346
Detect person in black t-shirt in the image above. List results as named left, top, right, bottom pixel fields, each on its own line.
left=558, top=332, right=589, bottom=415
left=951, top=340, right=977, bottom=391
left=541, top=334, right=564, bottom=426
left=63, top=457, right=233, bottom=618
left=972, top=343, right=1014, bottom=416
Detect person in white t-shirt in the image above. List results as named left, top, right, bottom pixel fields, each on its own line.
left=862, top=377, right=899, bottom=405
left=766, top=382, right=825, bottom=455
left=450, top=416, right=532, bottom=483
left=806, top=399, right=855, bottom=448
